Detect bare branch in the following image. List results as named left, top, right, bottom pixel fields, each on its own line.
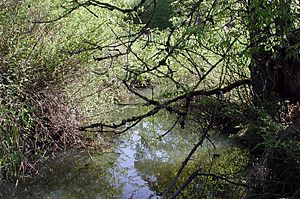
left=33, top=0, right=147, bottom=23
left=162, top=120, right=214, bottom=198
left=170, top=170, right=249, bottom=199
left=88, top=0, right=147, bottom=13
left=78, top=79, right=251, bottom=132
left=157, top=116, right=181, bottom=139
left=167, top=79, right=251, bottom=104
left=33, top=4, right=80, bottom=23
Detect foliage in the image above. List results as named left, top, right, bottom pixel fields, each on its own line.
left=244, top=106, right=300, bottom=195
left=193, top=147, right=249, bottom=199
left=247, top=0, right=300, bottom=101
left=0, top=0, right=84, bottom=180
left=130, top=0, right=175, bottom=29
left=1, top=0, right=299, bottom=197
left=54, top=0, right=298, bottom=197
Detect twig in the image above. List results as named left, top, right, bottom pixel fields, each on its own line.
left=162, top=119, right=214, bottom=198
left=170, top=171, right=249, bottom=199
left=157, top=116, right=181, bottom=139
left=78, top=79, right=251, bottom=132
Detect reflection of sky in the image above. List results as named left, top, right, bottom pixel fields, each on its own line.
left=7, top=119, right=228, bottom=199
left=111, top=130, right=159, bottom=199
left=106, top=120, right=226, bottom=198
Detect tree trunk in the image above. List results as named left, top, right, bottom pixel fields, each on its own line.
left=248, top=0, right=300, bottom=103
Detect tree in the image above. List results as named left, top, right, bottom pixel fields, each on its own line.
left=247, top=0, right=300, bottom=103
left=38, top=0, right=300, bottom=197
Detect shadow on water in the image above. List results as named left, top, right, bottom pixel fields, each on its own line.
left=3, top=114, right=246, bottom=199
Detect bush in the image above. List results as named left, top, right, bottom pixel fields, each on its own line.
left=0, top=0, right=82, bottom=180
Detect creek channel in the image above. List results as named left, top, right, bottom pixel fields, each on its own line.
left=10, top=112, right=234, bottom=199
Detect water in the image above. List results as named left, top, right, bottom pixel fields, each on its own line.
left=4, top=117, right=235, bottom=199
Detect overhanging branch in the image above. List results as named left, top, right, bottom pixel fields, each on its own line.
left=33, top=0, right=147, bottom=23
left=78, top=79, right=251, bottom=132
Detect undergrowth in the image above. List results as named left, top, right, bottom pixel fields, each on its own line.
left=0, top=0, right=84, bottom=181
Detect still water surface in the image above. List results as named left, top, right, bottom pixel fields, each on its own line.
left=9, top=119, right=228, bottom=199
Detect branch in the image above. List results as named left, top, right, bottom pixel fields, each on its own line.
left=78, top=79, right=251, bottom=132
left=123, top=81, right=185, bottom=115
left=162, top=120, right=214, bottom=198
left=33, top=4, right=80, bottom=23
left=170, top=170, right=249, bottom=199
left=33, top=0, right=147, bottom=23
left=167, top=79, right=251, bottom=104
left=94, top=52, right=127, bottom=61
left=78, top=106, right=161, bottom=131
left=157, top=116, right=181, bottom=139
left=88, top=0, right=143, bottom=13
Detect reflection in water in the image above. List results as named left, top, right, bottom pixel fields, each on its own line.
left=110, top=130, right=159, bottom=199
left=7, top=118, right=238, bottom=199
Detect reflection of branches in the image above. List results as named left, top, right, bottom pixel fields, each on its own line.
left=162, top=100, right=250, bottom=198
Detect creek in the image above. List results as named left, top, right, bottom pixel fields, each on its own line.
left=5, top=111, right=245, bottom=199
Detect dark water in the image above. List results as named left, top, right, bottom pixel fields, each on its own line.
left=3, top=118, right=235, bottom=199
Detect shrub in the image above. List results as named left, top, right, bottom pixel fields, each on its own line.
left=0, top=0, right=82, bottom=180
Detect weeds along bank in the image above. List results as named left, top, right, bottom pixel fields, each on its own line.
left=0, top=0, right=85, bottom=180
left=0, top=0, right=133, bottom=181
left=1, top=0, right=299, bottom=197
left=0, top=0, right=237, bottom=183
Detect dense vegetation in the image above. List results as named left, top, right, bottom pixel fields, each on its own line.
left=0, top=0, right=84, bottom=180
left=1, top=0, right=299, bottom=198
